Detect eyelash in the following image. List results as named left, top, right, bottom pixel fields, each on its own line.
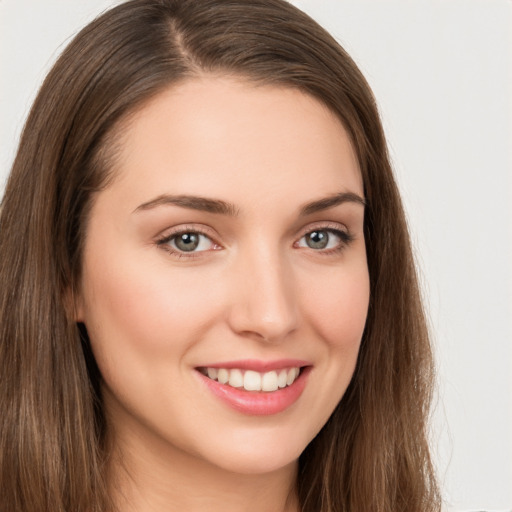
left=155, top=225, right=219, bottom=259
left=295, top=224, right=355, bottom=256
left=155, top=223, right=354, bottom=259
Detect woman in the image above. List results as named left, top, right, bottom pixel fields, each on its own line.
left=0, top=0, right=441, bottom=511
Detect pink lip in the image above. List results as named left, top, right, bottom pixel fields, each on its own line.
left=195, top=364, right=311, bottom=416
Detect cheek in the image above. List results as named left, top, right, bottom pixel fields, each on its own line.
left=303, top=263, right=370, bottom=351
left=79, top=254, right=227, bottom=428
left=79, top=251, right=226, bottom=379
left=293, top=262, right=369, bottom=435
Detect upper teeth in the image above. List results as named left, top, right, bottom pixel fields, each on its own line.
left=202, top=367, right=301, bottom=392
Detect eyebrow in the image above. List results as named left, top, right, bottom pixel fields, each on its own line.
left=133, top=194, right=239, bottom=216
left=299, top=191, right=366, bottom=216
left=133, top=191, right=366, bottom=216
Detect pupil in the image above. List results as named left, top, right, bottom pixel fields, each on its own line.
left=175, top=233, right=199, bottom=252
left=307, top=230, right=328, bottom=249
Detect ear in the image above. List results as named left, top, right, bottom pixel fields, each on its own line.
left=63, top=284, right=85, bottom=323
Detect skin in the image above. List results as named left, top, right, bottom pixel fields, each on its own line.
left=76, top=77, right=370, bottom=512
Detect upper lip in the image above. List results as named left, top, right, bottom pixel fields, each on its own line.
left=196, top=359, right=311, bottom=372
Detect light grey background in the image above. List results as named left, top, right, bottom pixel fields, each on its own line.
left=1, top=1, right=511, bottom=510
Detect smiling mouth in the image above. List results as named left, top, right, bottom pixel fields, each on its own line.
left=198, top=367, right=302, bottom=392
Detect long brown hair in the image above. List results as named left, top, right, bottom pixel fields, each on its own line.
left=0, top=1, right=441, bottom=510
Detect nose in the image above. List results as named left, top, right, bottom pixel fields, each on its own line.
left=226, top=247, right=299, bottom=343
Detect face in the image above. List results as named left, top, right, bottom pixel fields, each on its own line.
left=76, top=77, right=369, bottom=477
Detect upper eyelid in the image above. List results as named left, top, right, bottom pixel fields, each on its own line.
left=296, top=220, right=349, bottom=237
left=155, top=227, right=219, bottom=258
left=154, top=220, right=352, bottom=247
left=155, top=224, right=219, bottom=242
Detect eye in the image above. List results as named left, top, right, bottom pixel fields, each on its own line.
left=158, top=231, right=217, bottom=253
left=296, top=228, right=352, bottom=251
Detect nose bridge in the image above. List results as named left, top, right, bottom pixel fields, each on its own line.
left=228, top=240, right=298, bottom=342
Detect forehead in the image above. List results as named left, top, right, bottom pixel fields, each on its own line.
left=102, top=77, right=363, bottom=212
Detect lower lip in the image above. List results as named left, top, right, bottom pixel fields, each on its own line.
left=197, top=367, right=311, bottom=416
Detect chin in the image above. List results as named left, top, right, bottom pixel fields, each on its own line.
left=211, top=449, right=300, bottom=476
left=195, top=424, right=314, bottom=476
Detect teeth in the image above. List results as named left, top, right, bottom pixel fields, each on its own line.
left=244, top=370, right=261, bottom=391
left=202, top=367, right=301, bottom=392
left=228, top=369, right=244, bottom=388
left=261, top=370, right=278, bottom=392
left=277, top=369, right=288, bottom=388
left=217, top=368, right=229, bottom=384
left=286, top=368, right=296, bottom=386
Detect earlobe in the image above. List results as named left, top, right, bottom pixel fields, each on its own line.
left=63, top=285, right=85, bottom=323
left=73, top=298, right=85, bottom=323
